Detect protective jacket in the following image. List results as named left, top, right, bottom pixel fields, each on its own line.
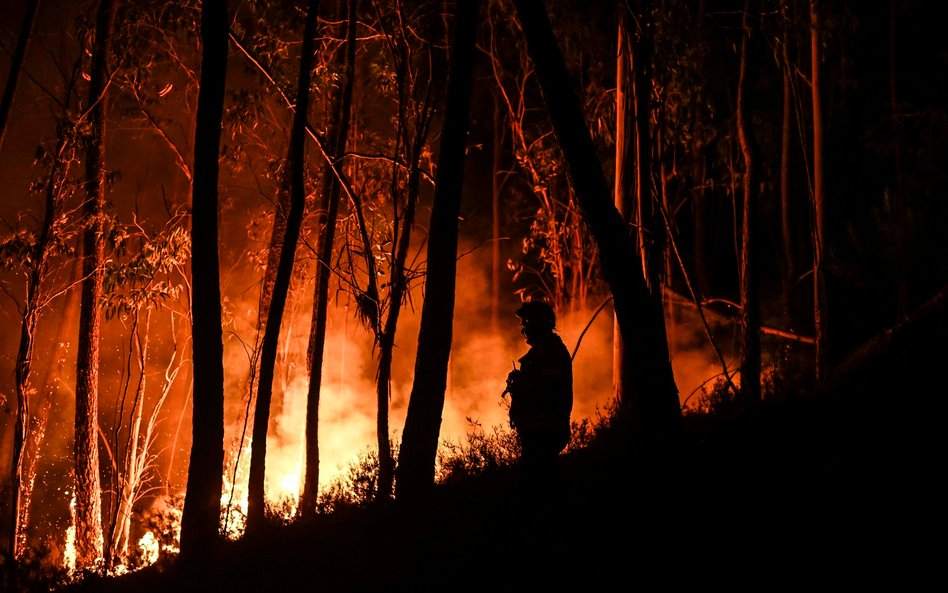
left=508, top=332, right=573, bottom=452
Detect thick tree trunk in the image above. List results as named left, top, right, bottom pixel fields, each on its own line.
left=511, top=0, right=680, bottom=438
left=299, top=0, right=357, bottom=519
left=180, top=0, right=229, bottom=560
left=737, top=0, right=761, bottom=403
left=247, top=0, right=320, bottom=534
left=810, top=0, right=828, bottom=379
left=0, top=0, right=39, bottom=154
left=396, top=0, right=479, bottom=502
left=74, top=0, right=116, bottom=569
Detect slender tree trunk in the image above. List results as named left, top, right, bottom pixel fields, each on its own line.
left=693, top=158, right=709, bottom=298
left=10, top=304, right=39, bottom=563
left=779, top=38, right=794, bottom=328
left=629, top=2, right=661, bottom=294
left=810, top=0, right=828, bottom=380
left=299, top=0, right=357, bottom=519
left=180, top=0, right=229, bottom=560
left=889, top=0, right=906, bottom=318
left=247, top=0, right=321, bottom=534
left=375, top=335, right=396, bottom=500
left=0, top=0, right=40, bottom=154
left=110, top=310, right=150, bottom=566
left=396, top=0, right=479, bottom=502
left=691, top=0, right=710, bottom=302
left=258, top=181, right=291, bottom=335
left=613, top=4, right=634, bottom=401
left=376, top=169, right=420, bottom=501
left=374, top=55, right=434, bottom=501
left=19, top=257, right=79, bottom=555
left=624, top=0, right=668, bottom=407
left=491, top=95, right=502, bottom=332
left=74, top=0, right=116, bottom=569
left=737, top=0, right=761, bottom=403
left=5, top=111, right=71, bottom=577
left=512, top=0, right=680, bottom=438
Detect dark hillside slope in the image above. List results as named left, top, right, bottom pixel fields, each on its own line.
left=67, top=306, right=944, bottom=591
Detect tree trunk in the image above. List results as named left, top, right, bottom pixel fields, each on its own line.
left=396, top=0, right=479, bottom=502
left=74, top=0, right=116, bottom=569
left=20, top=256, right=79, bottom=556
left=374, top=55, right=432, bottom=502
left=5, top=102, right=71, bottom=574
left=511, top=0, right=680, bottom=438
left=693, top=158, right=710, bottom=299
left=299, top=0, right=357, bottom=519
left=0, top=0, right=39, bottom=154
left=629, top=2, right=661, bottom=295
left=613, top=3, right=634, bottom=401
left=9, top=298, right=40, bottom=564
left=737, top=0, right=761, bottom=403
left=375, top=336, right=396, bottom=500
left=179, top=0, right=229, bottom=560
left=491, top=94, right=502, bottom=332
left=810, top=0, right=828, bottom=380
left=257, top=180, right=291, bottom=336
left=376, top=171, right=420, bottom=501
left=247, top=0, right=321, bottom=534
left=779, top=37, right=794, bottom=328
left=109, top=311, right=150, bottom=567
left=888, top=0, right=907, bottom=318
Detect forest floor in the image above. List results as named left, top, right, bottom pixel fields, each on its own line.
left=60, top=322, right=942, bottom=592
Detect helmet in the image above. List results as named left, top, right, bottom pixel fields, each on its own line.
left=515, top=301, right=556, bottom=330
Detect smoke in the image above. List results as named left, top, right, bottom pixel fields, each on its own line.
left=241, top=234, right=741, bottom=509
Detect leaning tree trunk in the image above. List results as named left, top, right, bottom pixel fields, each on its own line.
left=246, top=0, right=321, bottom=534
left=396, top=0, right=479, bottom=502
left=810, top=0, right=828, bottom=380
left=74, top=0, right=116, bottom=569
left=737, top=0, right=761, bottom=403
left=299, top=0, right=357, bottom=519
left=179, top=0, right=229, bottom=561
left=0, top=0, right=40, bottom=154
left=512, top=0, right=680, bottom=438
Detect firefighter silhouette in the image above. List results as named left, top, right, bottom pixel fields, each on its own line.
left=504, top=301, right=573, bottom=488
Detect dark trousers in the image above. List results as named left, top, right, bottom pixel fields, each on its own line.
left=517, top=430, right=563, bottom=500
